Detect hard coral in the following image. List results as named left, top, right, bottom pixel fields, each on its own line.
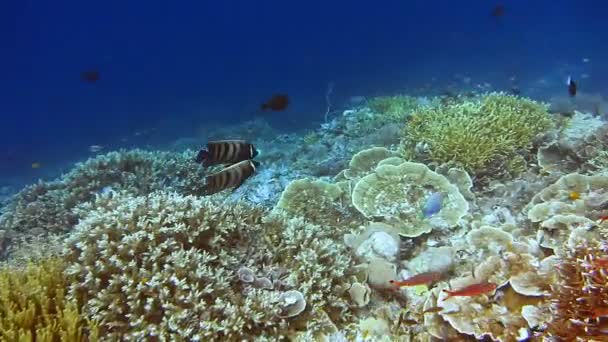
left=400, top=92, right=553, bottom=177
left=546, top=243, right=608, bottom=340
left=0, top=258, right=98, bottom=341
left=0, top=149, right=203, bottom=238
left=65, top=191, right=353, bottom=340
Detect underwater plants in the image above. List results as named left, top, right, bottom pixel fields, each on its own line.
left=400, top=92, right=553, bottom=177
left=0, top=257, right=98, bottom=341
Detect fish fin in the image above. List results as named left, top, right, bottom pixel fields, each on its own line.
left=231, top=177, right=248, bottom=193
left=567, top=76, right=572, bottom=85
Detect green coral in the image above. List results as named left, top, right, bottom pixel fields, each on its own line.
left=400, top=92, right=553, bottom=176
left=351, top=161, right=468, bottom=237
left=343, top=147, right=395, bottom=180
left=64, top=191, right=353, bottom=340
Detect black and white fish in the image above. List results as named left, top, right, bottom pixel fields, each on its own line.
left=567, top=76, right=577, bottom=97
left=203, top=159, right=259, bottom=195
left=195, top=140, right=258, bottom=168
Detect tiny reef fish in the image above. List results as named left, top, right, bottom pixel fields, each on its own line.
left=422, top=192, right=443, bottom=218
left=261, top=94, right=289, bottom=111
left=81, top=69, right=100, bottom=83
left=491, top=4, right=505, bottom=18
left=195, top=140, right=258, bottom=168
left=443, top=282, right=497, bottom=298
left=568, top=191, right=581, bottom=200
left=598, top=215, right=608, bottom=224
left=202, top=159, right=259, bottom=195
left=567, top=76, right=577, bottom=97
left=389, top=271, right=443, bottom=287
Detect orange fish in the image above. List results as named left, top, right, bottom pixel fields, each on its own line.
left=598, top=215, right=608, bottom=224
left=261, top=94, right=289, bottom=111
left=443, top=282, right=497, bottom=298
left=389, top=271, right=443, bottom=287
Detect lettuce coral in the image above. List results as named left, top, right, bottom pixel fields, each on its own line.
left=351, top=161, right=468, bottom=237
left=0, top=258, right=98, bottom=341
left=400, top=92, right=553, bottom=177
left=64, top=191, right=354, bottom=340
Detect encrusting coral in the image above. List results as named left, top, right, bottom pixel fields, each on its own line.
left=64, top=191, right=354, bottom=340
left=0, top=257, right=98, bottom=341
left=400, top=92, right=553, bottom=178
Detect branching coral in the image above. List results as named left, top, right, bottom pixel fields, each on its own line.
left=0, top=149, right=204, bottom=241
left=64, top=191, right=354, bottom=340
left=400, top=92, right=553, bottom=177
left=545, top=243, right=608, bottom=340
left=0, top=258, right=98, bottom=341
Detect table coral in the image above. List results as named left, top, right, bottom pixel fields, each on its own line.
left=64, top=191, right=354, bottom=340
left=400, top=92, right=553, bottom=178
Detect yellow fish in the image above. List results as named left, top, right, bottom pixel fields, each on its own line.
left=31, top=162, right=41, bottom=169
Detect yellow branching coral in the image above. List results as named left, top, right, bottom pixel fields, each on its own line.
left=0, top=258, right=98, bottom=341
left=400, top=92, right=553, bottom=176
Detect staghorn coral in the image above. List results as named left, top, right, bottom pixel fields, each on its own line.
left=545, top=243, right=608, bottom=340
left=400, top=92, right=553, bottom=177
left=64, top=191, right=354, bottom=340
left=0, top=149, right=204, bottom=240
left=351, top=160, right=468, bottom=237
left=0, top=257, right=98, bottom=341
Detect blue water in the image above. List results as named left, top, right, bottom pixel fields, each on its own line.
left=2, top=0, right=608, bottom=186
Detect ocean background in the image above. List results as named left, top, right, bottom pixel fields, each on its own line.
left=2, top=0, right=607, bottom=188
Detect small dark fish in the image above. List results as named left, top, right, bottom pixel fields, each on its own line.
left=203, top=159, right=259, bottom=195
left=423, top=306, right=445, bottom=314
left=510, top=86, right=521, bottom=95
left=567, top=76, right=577, bottom=97
left=195, top=140, right=258, bottom=168
left=491, top=4, right=505, bottom=17
left=261, top=94, right=289, bottom=111
left=81, top=70, right=100, bottom=83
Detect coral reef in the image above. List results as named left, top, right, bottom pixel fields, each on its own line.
left=526, top=172, right=608, bottom=253
left=351, top=161, right=468, bottom=237
left=0, top=258, right=98, bottom=341
left=545, top=243, right=608, bottom=340
left=0, top=149, right=203, bottom=259
left=0, top=150, right=203, bottom=235
left=400, top=92, right=553, bottom=178
left=64, top=191, right=354, bottom=340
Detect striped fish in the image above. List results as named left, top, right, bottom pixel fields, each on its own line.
left=195, top=140, right=258, bottom=168
left=203, top=159, right=259, bottom=195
